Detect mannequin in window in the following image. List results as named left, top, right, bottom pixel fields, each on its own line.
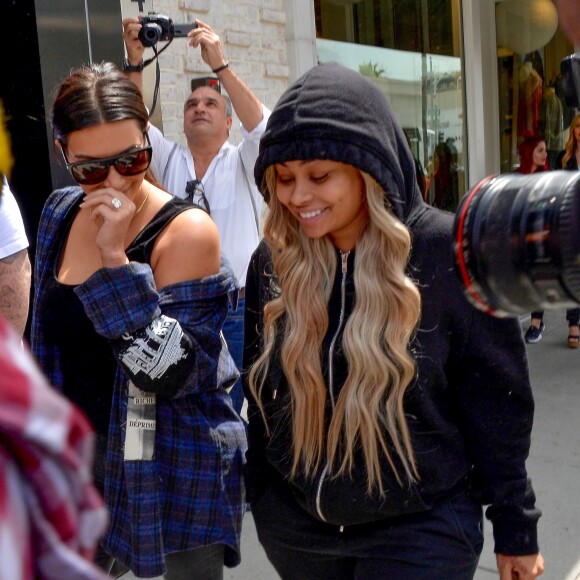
left=539, top=83, right=564, bottom=168
left=518, top=60, right=543, bottom=140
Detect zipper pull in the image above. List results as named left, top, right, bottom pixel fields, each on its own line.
left=341, top=251, right=349, bottom=273
left=272, top=388, right=278, bottom=400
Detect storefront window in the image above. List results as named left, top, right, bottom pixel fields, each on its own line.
left=495, top=0, right=575, bottom=173
left=314, top=0, right=466, bottom=212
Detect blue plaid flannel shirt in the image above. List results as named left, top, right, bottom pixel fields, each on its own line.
left=31, top=188, right=247, bottom=577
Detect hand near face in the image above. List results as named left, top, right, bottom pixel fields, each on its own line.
left=79, top=188, right=134, bottom=268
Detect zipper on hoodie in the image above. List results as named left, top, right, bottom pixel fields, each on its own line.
left=315, top=251, right=349, bottom=524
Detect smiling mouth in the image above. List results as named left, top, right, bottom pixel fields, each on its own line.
left=299, top=209, right=325, bottom=219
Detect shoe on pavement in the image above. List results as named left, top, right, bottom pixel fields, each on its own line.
left=525, top=323, right=545, bottom=344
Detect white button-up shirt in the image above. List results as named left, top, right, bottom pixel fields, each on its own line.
left=0, top=178, right=29, bottom=259
left=148, top=106, right=270, bottom=287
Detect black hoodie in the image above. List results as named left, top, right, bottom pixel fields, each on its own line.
left=244, top=62, right=540, bottom=556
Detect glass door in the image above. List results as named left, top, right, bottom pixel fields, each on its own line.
left=315, top=0, right=466, bottom=212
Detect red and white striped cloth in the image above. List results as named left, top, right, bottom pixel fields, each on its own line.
left=0, top=315, right=108, bottom=579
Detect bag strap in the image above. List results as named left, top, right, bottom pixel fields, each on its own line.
left=162, top=142, right=179, bottom=186
left=240, top=156, right=260, bottom=235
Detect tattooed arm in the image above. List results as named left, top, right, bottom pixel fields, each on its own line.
left=0, top=180, right=31, bottom=338
left=0, top=249, right=31, bottom=337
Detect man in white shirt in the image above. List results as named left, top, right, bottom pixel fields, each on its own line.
left=0, top=178, right=31, bottom=338
left=122, top=17, right=270, bottom=414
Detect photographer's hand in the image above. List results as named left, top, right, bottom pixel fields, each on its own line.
left=187, top=19, right=226, bottom=72
left=188, top=19, right=263, bottom=132
left=122, top=17, right=145, bottom=92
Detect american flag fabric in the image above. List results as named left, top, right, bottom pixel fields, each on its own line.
left=0, top=315, right=108, bottom=580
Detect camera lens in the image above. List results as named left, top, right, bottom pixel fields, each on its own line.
left=453, top=171, right=580, bottom=317
left=138, top=23, right=163, bottom=48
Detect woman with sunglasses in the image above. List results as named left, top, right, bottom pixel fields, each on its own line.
left=31, top=62, right=246, bottom=579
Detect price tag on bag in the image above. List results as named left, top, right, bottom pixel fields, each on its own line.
left=124, top=380, right=156, bottom=461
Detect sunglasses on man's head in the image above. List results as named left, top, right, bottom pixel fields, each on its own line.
left=61, top=134, right=152, bottom=185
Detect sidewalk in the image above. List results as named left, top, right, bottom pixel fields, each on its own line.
left=475, top=308, right=580, bottom=579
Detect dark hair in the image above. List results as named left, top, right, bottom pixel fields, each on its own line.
left=52, top=62, right=149, bottom=145
left=517, top=135, right=548, bottom=174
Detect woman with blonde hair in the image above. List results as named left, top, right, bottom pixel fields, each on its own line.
left=557, top=113, right=580, bottom=170
left=243, top=63, right=544, bottom=579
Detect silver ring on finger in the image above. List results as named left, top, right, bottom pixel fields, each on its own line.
left=111, top=197, right=122, bottom=209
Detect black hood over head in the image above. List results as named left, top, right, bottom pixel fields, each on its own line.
left=254, top=62, right=425, bottom=224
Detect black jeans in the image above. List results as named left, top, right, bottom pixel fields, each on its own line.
left=531, top=308, right=580, bottom=326
left=252, top=483, right=484, bottom=580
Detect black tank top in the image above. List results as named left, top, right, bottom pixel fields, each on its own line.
left=38, top=197, right=194, bottom=434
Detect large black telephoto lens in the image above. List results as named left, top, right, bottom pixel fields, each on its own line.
left=453, top=170, right=580, bottom=317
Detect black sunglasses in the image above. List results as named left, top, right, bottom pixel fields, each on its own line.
left=62, top=134, right=152, bottom=185
left=185, top=179, right=211, bottom=215
left=190, top=77, right=221, bottom=93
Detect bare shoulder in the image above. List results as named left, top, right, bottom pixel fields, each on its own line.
left=166, top=206, right=219, bottom=244
left=152, top=207, right=221, bottom=288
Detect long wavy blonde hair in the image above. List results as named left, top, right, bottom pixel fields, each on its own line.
left=562, top=114, right=580, bottom=168
left=249, top=166, right=421, bottom=494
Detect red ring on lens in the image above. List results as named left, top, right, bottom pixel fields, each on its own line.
left=454, top=175, right=496, bottom=315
